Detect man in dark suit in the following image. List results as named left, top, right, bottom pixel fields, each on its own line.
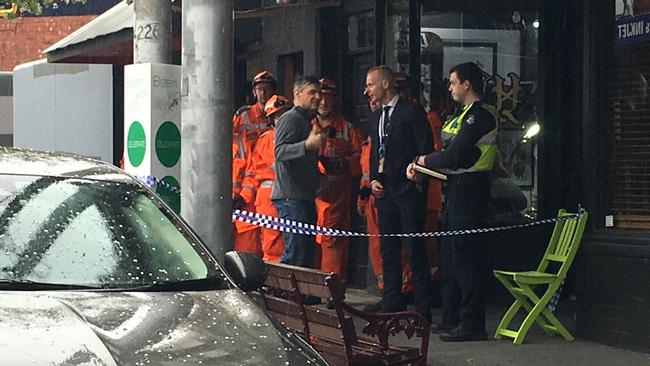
left=365, top=65, right=434, bottom=322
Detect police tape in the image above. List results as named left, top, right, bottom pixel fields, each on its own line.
left=135, top=175, right=584, bottom=238
left=233, top=209, right=583, bottom=238
left=137, top=175, right=182, bottom=195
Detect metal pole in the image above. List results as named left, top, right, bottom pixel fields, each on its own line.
left=133, top=0, right=171, bottom=64
left=181, top=0, right=233, bottom=262
left=409, top=0, right=421, bottom=101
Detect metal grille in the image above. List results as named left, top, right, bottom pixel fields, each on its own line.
left=608, top=41, right=650, bottom=228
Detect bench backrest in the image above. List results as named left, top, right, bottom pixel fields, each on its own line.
left=261, top=261, right=357, bottom=361
left=537, top=209, right=588, bottom=279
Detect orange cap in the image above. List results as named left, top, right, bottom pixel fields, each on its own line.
left=319, top=78, right=337, bottom=95
left=264, top=95, right=292, bottom=117
left=252, top=71, right=277, bottom=88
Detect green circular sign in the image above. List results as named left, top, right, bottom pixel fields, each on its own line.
left=127, top=121, right=146, bottom=167
left=155, top=121, right=181, bottom=168
left=156, top=175, right=181, bottom=213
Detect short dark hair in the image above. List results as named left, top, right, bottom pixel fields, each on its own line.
left=293, top=75, right=320, bottom=93
left=367, top=65, right=396, bottom=87
left=449, top=62, right=484, bottom=95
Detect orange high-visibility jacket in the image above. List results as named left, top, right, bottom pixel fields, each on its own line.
left=232, top=103, right=270, bottom=150
left=313, top=115, right=362, bottom=278
left=243, top=128, right=284, bottom=262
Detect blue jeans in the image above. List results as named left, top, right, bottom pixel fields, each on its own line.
left=272, top=199, right=316, bottom=268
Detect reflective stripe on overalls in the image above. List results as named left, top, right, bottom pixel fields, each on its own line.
left=439, top=102, right=498, bottom=174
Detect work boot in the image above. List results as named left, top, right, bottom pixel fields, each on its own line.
left=439, top=324, right=487, bottom=342
left=430, top=322, right=456, bottom=334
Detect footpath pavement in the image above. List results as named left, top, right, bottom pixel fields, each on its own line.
left=344, top=288, right=650, bottom=366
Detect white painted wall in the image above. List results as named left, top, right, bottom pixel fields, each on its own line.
left=12, top=60, right=113, bottom=162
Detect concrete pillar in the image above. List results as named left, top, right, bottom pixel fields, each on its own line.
left=181, top=0, right=233, bottom=261
left=134, top=0, right=171, bottom=64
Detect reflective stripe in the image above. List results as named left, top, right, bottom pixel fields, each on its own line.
left=362, top=174, right=370, bottom=180
left=239, top=111, right=251, bottom=135
left=235, top=135, right=246, bottom=159
left=232, top=182, right=241, bottom=189
left=244, top=171, right=255, bottom=177
left=244, top=122, right=268, bottom=130
left=242, top=184, right=256, bottom=194
left=260, top=180, right=274, bottom=188
left=240, top=109, right=268, bottom=131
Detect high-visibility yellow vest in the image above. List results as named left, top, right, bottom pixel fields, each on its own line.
left=440, top=102, right=498, bottom=174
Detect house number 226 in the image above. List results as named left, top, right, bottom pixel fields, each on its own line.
left=136, top=23, right=160, bottom=40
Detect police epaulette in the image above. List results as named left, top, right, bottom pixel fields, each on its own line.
left=235, top=105, right=251, bottom=115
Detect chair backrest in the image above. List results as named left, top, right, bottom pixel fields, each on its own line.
left=536, top=209, right=588, bottom=278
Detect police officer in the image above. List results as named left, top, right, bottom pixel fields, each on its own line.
left=407, top=62, right=498, bottom=342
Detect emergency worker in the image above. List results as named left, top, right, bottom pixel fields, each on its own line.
left=407, top=62, right=498, bottom=342
left=243, top=95, right=292, bottom=262
left=231, top=71, right=277, bottom=255
left=313, top=78, right=363, bottom=280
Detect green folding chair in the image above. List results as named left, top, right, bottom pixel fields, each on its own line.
left=493, top=209, right=588, bottom=344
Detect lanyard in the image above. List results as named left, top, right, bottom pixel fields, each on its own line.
left=379, top=106, right=391, bottom=147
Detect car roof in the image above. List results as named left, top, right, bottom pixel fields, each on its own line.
left=0, top=147, right=138, bottom=184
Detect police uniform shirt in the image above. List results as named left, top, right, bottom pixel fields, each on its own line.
left=423, top=102, right=496, bottom=171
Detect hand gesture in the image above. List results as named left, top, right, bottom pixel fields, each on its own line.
left=305, top=124, right=326, bottom=151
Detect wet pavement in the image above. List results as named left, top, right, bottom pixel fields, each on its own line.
left=343, top=288, right=650, bottom=366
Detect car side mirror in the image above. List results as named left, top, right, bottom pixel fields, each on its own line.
left=224, top=251, right=268, bottom=291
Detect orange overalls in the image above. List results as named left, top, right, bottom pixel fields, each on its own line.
left=425, top=110, right=443, bottom=281
left=358, top=139, right=412, bottom=291
left=313, top=116, right=362, bottom=280
left=244, top=128, right=285, bottom=262
left=231, top=103, right=269, bottom=256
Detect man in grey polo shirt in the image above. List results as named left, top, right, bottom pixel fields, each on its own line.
left=272, top=75, right=325, bottom=268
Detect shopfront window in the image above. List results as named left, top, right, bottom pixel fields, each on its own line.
left=386, top=5, right=541, bottom=221
left=608, top=0, right=650, bottom=229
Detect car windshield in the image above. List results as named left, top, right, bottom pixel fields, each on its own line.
left=0, top=174, right=225, bottom=289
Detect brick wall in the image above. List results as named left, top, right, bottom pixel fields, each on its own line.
left=0, top=15, right=96, bottom=71
left=575, top=231, right=650, bottom=353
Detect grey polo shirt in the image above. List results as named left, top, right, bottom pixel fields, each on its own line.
left=271, top=106, right=319, bottom=201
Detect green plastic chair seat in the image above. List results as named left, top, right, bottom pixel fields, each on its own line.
left=494, top=270, right=558, bottom=285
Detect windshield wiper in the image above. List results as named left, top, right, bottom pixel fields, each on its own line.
left=113, top=277, right=230, bottom=292
left=0, top=279, right=104, bottom=291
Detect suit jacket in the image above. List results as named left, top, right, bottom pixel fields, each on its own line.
left=369, top=97, right=433, bottom=199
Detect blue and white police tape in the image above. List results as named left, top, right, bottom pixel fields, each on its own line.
left=233, top=209, right=583, bottom=238
left=135, top=175, right=585, bottom=239
left=137, top=175, right=181, bottom=195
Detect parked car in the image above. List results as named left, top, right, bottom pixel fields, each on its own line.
left=0, top=147, right=328, bottom=365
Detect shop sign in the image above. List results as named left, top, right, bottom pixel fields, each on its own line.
left=615, top=13, right=650, bottom=44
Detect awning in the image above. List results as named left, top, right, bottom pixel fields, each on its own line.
left=44, top=0, right=133, bottom=55
left=43, top=0, right=340, bottom=64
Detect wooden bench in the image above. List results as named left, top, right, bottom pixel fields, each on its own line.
left=254, top=261, right=429, bottom=366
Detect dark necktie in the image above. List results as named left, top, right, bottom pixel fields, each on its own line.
left=382, top=106, right=391, bottom=140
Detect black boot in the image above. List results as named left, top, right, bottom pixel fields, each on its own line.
left=439, top=324, right=487, bottom=342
